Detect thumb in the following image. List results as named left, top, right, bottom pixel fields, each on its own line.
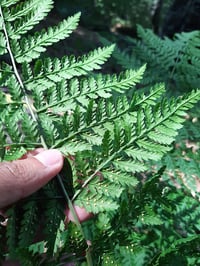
left=0, top=149, right=63, bottom=208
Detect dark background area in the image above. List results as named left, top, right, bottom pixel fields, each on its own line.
left=52, top=0, right=200, bottom=37
left=42, top=0, right=200, bottom=60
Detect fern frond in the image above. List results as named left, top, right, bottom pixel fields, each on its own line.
left=18, top=201, right=39, bottom=247
left=43, top=200, right=65, bottom=255
left=72, top=89, right=200, bottom=213
left=116, top=245, right=146, bottom=266
left=14, top=12, right=81, bottom=63
left=102, top=170, right=138, bottom=187
left=0, top=32, right=6, bottom=55
left=113, top=25, right=200, bottom=92
left=173, top=30, right=200, bottom=89
left=6, top=207, right=20, bottom=258
left=3, top=0, right=51, bottom=22
left=1, top=1, right=200, bottom=264
left=0, top=100, right=40, bottom=160
left=0, top=0, right=20, bottom=8
left=4, top=0, right=53, bottom=39
left=156, top=235, right=200, bottom=265
left=76, top=191, right=119, bottom=213
left=25, top=45, right=115, bottom=90
left=45, top=84, right=165, bottom=152
left=34, top=65, right=146, bottom=113
left=138, top=205, right=163, bottom=225
left=3, top=66, right=23, bottom=100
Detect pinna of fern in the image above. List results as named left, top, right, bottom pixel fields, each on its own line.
left=112, top=25, right=200, bottom=93
left=0, top=0, right=200, bottom=264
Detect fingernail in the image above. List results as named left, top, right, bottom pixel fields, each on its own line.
left=35, top=149, right=63, bottom=167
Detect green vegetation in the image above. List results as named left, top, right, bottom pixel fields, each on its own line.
left=0, top=0, right=199, bottom=265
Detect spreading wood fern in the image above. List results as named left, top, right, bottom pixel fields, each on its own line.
left=0, top=1, right=200, bottom=265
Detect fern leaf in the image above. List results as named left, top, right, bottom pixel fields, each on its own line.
left=43, top=200, right=67, bottom=255
left=6, top=0, right=53, bottom=39
left=138, top=205, right=163, bottom=225
left=113, top=160, right=147, bottom=173
left=113, top=25, right=200, bottom=91
left=6, top=207, right=20, bottom=258
left=18, top=201, right=39, bottom=247
left=89, top=180, right=124, bottom=199
left=4, top=68, right=23, bottom=100
left=3, top=0, right=51, bottom=22
left=75, top=192, right=119, bottom=213
left=0, top=32, right=6, bottom=55
left=47, top=87, right=166, bottom=152
left=102, top=170, right=138, bottom=187
left=1, top=108, right=23, bottom=143
left=38, top=113, right=60, bottom=147
left=1, top=1, right=200, bottom=264
left=1, top=0, right=21, bottom=8
left=28, top=241, right=46, bottom=256
left=72, top=89, right=200, bottom=213
left=147, top=131, right=175, bottom=145
left=124, top=148, right=161, bottom=161
left=60, top=141, right=92, bottom=155
left=100, top=65, right=146, bottom=94
left=34, top=66, right=145, bottom=114
left=25, top=45, right=115, bottom=90
left=117, top=245, right=146, bottom=266
left=14, top=12, right=81, bottom=63
left=3, top=146, right=27, bottom=161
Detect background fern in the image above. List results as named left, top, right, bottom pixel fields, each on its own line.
left=0, top=1, right=200, bottom=265
left=108, top=26, right=200, bottom=94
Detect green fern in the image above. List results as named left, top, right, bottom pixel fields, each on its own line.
left=0, top=1, right=200, bottom=265
left=91, top=172, right=200, bottom=266
left=156, top=106, right=200, bottom=201
left=112, top=25, right=200, bottom=92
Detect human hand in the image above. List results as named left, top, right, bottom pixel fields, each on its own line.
left=0, top=149, right=91, bottom=222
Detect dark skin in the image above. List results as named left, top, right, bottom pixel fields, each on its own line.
left=0, top=149, right=92, bottom=265
left=0, top=149, right=91, bottom=222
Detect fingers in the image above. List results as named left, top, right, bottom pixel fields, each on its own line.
left=0, top=149, right=92, bottom=223
left=65, top=205, right=93, bottom=223
left=0, top=149, right=63, bottom=208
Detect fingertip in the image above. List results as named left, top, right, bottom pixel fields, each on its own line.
left=65, top=205, right=93, bottom=223
left=34, top=149, right=63, bottom=168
